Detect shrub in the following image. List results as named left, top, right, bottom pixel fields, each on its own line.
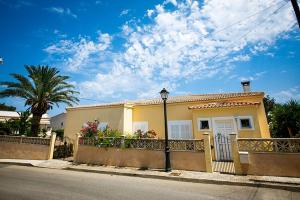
left=98, top=126, right=122, bottom=138
left=54, top=129, right=64, bottom=140
left=131, top=129, right=157, bottom=139
left=80, top=121, right=98, bottom=137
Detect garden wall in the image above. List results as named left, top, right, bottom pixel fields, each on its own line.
left=241, top=153, right=300, bottom=177
left=238, top=138, right=300, bottom=177
left=75, top=145, right=206, bottom=171
left=0, top=135, right=55, bottom=160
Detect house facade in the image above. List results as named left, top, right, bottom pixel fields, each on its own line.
left=50, top=112, right=65, bottom=130
left=64, top=87, right=270, bottom=141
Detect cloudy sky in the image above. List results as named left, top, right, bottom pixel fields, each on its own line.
left=0, top=0, right=299, bottom=116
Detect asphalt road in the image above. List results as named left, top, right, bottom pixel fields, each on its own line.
left=0, top=164, right=299, bottom=200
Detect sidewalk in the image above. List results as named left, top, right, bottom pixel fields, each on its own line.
left=1, top=159, right=300, bottom=192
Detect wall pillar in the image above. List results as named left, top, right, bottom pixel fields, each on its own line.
left=229, top=133, right=243, bottom=175
left=73, top=133, right=81, bottom=162
left=203, top=133, right=213, bottom=173
left=47, top=132, right=57, bottom=160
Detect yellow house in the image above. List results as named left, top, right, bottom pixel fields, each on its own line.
left=64, top=83, right=270, bottom=144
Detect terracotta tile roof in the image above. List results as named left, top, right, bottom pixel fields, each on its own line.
left=134, top=92, right=264, bottom=105
left=67, top=92, right=264, bottom=109
left=188, top=101, right=261, bottom=110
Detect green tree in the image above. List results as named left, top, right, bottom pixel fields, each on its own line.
left=0, top=111, right=31, bottom=135
left=263, top=95, right=276, bottom=123
left=0, top=66, right=79, bottom=136
left=270, top=99, right=300, bottom=138
left=17, top=111, right=31, bottom=135
left=0, top=103, right=16, bottom=111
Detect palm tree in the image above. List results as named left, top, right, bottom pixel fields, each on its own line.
left=0, top=65, right=79, bottom=136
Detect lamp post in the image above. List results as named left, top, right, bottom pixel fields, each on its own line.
left=160, top=88, right=171, bottom=172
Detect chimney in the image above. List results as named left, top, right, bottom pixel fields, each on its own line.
left=241, top=81, right=251, bottom=92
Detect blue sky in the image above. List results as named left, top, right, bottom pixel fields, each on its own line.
left=0, top=0, right=299, bottom=117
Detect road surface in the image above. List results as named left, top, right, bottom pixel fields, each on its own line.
left=0, top=164, right=299, bottom=200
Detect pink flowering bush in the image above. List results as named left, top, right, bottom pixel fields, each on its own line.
left=80, top=121, right=98, bottom=138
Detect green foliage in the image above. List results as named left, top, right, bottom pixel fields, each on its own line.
left=0, top=121, right=16, bottom=135
left=54, top=129, right=64, bottom=140
left=0, top=111, right=31, bottom=135
left=17, top=111, right=31, bottom=135
left=53, top=142, right=73, bottom=159
left=263, top=95, right=276, bottom=123
left=0, top=65, right=79, bottom=136
left=130, top=129, right=158, bottom=139
left=270, top=99, right=300, bottom=138
left=98, top=126, right=122, bottom=138
left=0, top=103, right=16, bottom=111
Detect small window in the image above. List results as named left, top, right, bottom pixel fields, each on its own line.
left=197, top=118, right=211, bottom=130
left=238, top=116, right=254, bottom=130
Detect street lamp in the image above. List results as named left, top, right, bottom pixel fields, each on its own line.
left=160, top=88, right=171, bottom=172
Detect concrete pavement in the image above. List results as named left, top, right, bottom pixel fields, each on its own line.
left=0, top=164, right=299, bottom=200
left=1, top=159, right=300, bottom=192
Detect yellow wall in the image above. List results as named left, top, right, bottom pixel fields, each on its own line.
left=132, top=102, right=198, bottom=138
left=65, top=94, right=270, bottom=140
left=192, top=106, right=263, bottom=139
left=64, top=105, right=124, bottom=140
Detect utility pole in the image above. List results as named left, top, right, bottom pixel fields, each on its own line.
left=291, top=0, right=300, bottom=29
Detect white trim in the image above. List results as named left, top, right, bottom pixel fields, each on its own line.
left=133, top=121, right=148, bottom=133
left=197, top=118, right=212, bottom=131
left=237, top=116, right=254, bottom=130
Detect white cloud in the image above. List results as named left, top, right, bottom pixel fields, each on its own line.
left=44, top=33, right=112, bottom=72
left=44, top=0, right=296, bottom=101
left=146, top=9, right=154, bottom=17
left=48, top=7, right=77, bottom=18
left=274, top=86, right=300, bottom=102
left=120, top=9, right=130, bottom=16
left=239, top=71, right=267, bottom=81
left=164, top=0, right=177, bottom=6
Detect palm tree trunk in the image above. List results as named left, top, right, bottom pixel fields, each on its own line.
left=31, top=114, right=42, bottom=137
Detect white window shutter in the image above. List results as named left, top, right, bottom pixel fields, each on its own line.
left=168, top=120, right=192, bottom=139
left=133, top=122, right=148, bottom=132
left=97, top=122, right=108, bottom=131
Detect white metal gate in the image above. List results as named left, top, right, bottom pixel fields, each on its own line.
left=213, top=119, right=234, bottom=161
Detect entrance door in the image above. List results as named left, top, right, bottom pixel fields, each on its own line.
left=213, top=119, right=235, bottom=161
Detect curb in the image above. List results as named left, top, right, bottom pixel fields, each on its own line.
left=0, top=162, right=34, bottom=167
left=64, top=167, right=300, bottom=192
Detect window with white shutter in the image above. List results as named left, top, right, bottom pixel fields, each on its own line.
left=168, top=120, right=193, bottom=139
left=133, top=121, right=148, bottom=133
left=97, top=122, right=108, bottom=131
